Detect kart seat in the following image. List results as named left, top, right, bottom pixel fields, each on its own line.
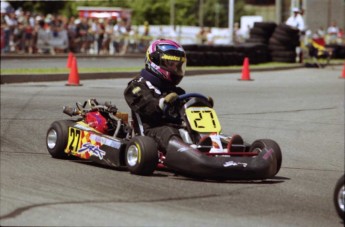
left=227, top=134, right=245, bottom=152
left=130, top=111, right=145, bottom=136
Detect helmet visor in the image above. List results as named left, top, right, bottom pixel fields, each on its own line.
left=160, top=53, right=186, bottom=77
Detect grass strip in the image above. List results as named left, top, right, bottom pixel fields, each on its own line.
left=2, top=60, right=343, bottom=75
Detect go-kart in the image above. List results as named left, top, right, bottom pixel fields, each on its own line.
left=46, top=93, right=282, bottom=180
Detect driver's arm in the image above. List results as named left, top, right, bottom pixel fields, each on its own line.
left=124, top=80, right=164, bottom=119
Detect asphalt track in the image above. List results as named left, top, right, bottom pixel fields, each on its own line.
left=0, top=65, right=344, bottom=226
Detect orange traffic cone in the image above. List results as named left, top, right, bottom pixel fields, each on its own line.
left=66, top=52, right=74, bottom=68
left=66, top=57, right=82, bottom=86
left=238, top=57, right=253, bottom=81
left=340, top=61, right=345, bottom=79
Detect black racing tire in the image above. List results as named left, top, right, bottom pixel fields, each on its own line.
left=273, top=28, right=299, bottom=41
left=247, top=37, right=267, bottom=44
left=276, top=23, right=300, bottom=36
left=182, top=44, right=198, bottom=52
left=271, top=32, right=299, bottom=44
left=249, top=139, right=282, bottom=175
left=333, top=174, right=345, bottom=221
left=270, top=50, right=296, bottom=58
left=253, top=22, right=277, bottom=33
left=46, top=120, right=74, bottom=159
left=272, top=56, right=296, bottom=63
left=125, top=136, right=158, bottom=176
left=268, top=43, right=295, bottom=52
left=250, top=27, right=268, bottom=37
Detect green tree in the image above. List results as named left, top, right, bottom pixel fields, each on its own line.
left=9, top=0, right=67, bottom=15
left=128, top=0, right=254, bottom=27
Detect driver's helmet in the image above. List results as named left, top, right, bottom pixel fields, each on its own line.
left=145, top=39, right=187, bottom=85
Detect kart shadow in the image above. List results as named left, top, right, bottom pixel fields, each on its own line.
left=156, top=168, right=290, bottom=184
left=70, top=159, right=128, bottom=172
left=70, top=160, right=290, bottom=183
left=171, top=175, right=289, bottom=184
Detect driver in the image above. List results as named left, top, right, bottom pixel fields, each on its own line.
left=124, top=39, right=188, bottom=154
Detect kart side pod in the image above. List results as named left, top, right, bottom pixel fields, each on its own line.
left=164, top=138, right=279, bottom=180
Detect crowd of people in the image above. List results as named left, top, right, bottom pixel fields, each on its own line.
left=1, top=7, right=153, bottom=55
left=1, top=6, right=344, bottom=55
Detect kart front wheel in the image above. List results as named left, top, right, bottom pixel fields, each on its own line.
left=46, top=120, right=73, bottom=159
left=250, top=139, right=282, bottom=175
left=334, top=174, right=345, bottom=221
left=125, top=136, right=158, bottom=176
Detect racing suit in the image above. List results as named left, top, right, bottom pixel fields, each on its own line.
left=124, top=69, right=185, bottom=153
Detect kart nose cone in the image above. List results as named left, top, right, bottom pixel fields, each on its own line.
left=47, top=129, right=58, bottom=149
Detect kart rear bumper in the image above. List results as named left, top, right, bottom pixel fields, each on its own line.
left=164, top=139, right=278, bottom=180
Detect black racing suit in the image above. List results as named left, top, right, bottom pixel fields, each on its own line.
left=124, top=69, right=185, bottom=153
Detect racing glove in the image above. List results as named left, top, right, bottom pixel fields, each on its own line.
left=159, top=92, right=178, bottom=110
left=208, top=96, right=214, bottom=107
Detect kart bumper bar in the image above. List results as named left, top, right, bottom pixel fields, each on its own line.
left=164, top=139, right=278, bottom=180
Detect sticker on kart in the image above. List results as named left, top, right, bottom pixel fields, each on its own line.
left=65, top=127, right=106, bottom=160
left=185, top=107, right=221, bottom=133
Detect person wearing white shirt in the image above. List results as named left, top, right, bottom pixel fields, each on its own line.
left=286, top=7, right=305, bottom=32
left=286, top=7, right=305, bottom=63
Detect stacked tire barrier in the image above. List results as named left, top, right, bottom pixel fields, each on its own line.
left=247, top=22, right=277, bottom=45
left=183, top=43, right=270, bottom=66
left=184, top=22, right=343, bottom=66
left=268, top=24, right=300, bottom=63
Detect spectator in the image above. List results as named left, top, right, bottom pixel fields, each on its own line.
left=143, top=20, right=149, bottom=36
left=137, top=20, right=151, bottom=53
left=36, top=20, right=55, bottom=55
left=286, top=7, right=305, bottom=32
left=337, top=28, right=344, bottom=45
left=13, top=21, right=25, bottom=53
left=286, top=7, right=305, bottom=63
left=100, top=18, right=113, bottom=55
left=50, top=14, right=62, bottom=38
left=23, top=12, right=34, bottom=54
left=4, top=10, right=17, bottom=52
left=111, top=19, right=121, bottom=54
left=206, top=27, right=214, bottom=45
left=327, top=21, right=339, bottom=44
left=76, top=17, right=91, bottom=53
left=127, top=25, right=138, bottom=53
left=316, top=26, right=326, bottom=38
left=66, top=16, right=77, bottom=52
left=117, top=19, right=129, bottom=55
left=90, top=18, right=105, bottom=54
left=196, top=27, right=207, bottom=44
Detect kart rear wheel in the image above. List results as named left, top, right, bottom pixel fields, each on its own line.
left=333, top=174, right=345, bottom=221
left=125, top=136, right=158, bottom=176
left=46, top=120, right=73, bottom=159
left=250, top=139, right=282, bottom=175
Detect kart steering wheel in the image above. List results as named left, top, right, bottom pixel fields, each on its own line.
left=163, top=93, right=210, bottom=121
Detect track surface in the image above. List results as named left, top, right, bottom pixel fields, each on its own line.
left=1, top=66, right=344, bottom=226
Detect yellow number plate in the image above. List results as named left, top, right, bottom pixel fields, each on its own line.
left=65, top=127, right=82, bottom=154
left=185, top=107, right=221, bottom=133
